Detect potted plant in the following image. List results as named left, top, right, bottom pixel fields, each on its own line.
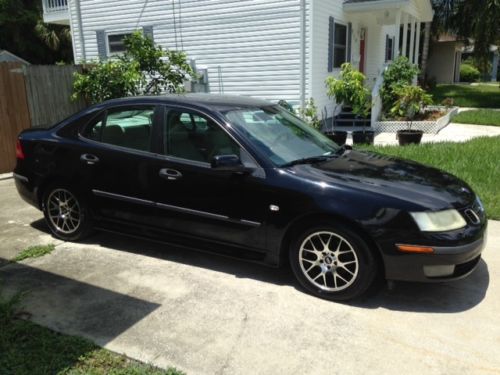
left=391, top=85, right=433, bottom=145
left=325, top=63, right=372, bottom=145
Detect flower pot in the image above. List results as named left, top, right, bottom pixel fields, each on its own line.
left=325, top=131, right=348, bottom=145
left=397, top=130, right=423, bottom=146
left=352, top=130, right=375, bottom=145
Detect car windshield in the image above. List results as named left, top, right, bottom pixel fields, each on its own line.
left=224, top=106, right=339, bottom=167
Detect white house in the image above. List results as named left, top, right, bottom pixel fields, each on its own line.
left=42, top=0, right=433, bottom=118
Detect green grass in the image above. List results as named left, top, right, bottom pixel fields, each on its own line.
left=359, top=136, right=500, bottom=220
left=429, top=84, right=500, bottom=108
left=0, top=289, right=184, bottom=375
left=12, top=244, right=56, bottom=262
left=452, top=109, right=500, bottom=126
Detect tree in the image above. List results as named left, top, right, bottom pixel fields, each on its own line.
left=0, top=0, right=73, bottom=64
left=453, top=0, right=500, bottom=72
left=72, top=31, right=195, bottom=104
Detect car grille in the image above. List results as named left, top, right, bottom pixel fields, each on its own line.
left=462, top=196, right=486, bottom=225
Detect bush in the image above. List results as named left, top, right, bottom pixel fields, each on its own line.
left=325, top=63, right=371, bottom=118
left=72, top=31, right=194, bottom=104
left=298, top=98, right=322, bottom=130
left=460, top=63, right=481, bottom=82
left=380, top=56, right=419, bottom=115
left=390, top=85, right=433, bottom=126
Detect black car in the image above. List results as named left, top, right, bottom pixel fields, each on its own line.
left=14, top=94, right=487, bottom=301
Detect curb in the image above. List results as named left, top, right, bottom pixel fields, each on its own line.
left=0, top=173, right=13, bottom=181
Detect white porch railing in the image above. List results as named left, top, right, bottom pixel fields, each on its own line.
left=43, top=0, right=68, bottom=13
left=370, top=64, right=388, bottom=127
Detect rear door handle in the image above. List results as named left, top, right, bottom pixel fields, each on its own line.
left=159, top=168, right=182, bottom=181
left=80, top=153, right=100, bottom=165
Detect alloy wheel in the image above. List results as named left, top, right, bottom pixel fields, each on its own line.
left=47, top=188, right=81, bottom=234
left=299, top=231, right=359, bottom=292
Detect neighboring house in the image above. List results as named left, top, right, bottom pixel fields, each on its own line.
left=42, top=0, right=432, bottom=118
left=0, top=50, right=30, bottom=65
left=427, top=34, right=499, bottom=83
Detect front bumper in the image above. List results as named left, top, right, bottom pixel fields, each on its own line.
left=383, top=234, right=486, bottom=282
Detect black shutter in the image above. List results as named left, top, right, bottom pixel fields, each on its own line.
left=347, top=22, right=352, bottom=63
left=143, top=26, right=154, bottom=41
left=385, top=35, right=389, bottom=62
left=96, top=30, right=107, bottom=60
left=392, top=37, right=396, bottom=60
left=328, top=16, right=334, bottom=72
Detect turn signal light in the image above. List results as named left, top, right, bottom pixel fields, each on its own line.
left=397, top=245, right=434, bottom=254
left=15, top=139, right=25, bottom=160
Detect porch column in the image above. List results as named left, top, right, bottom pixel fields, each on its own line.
left=414, top=20, right=421, bottom=66
left=409, top=16, right=416, bottom=64
left=394, top=9, right=402, bottom=57
left=402, top=13, right=408, bottom=57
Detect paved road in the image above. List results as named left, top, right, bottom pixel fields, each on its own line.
left=1, top=178, right=499, bottom=375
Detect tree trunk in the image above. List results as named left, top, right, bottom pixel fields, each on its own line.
left=420, top=22, right=431, bottom=79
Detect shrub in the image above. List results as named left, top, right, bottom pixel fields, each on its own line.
left=72, top=31, right=194, bottom=104
left=325, top=63, right=371, bottom=118
left=380, top=56, right=419, bottom=115
left=390, top=85, right=433, bottom=128
left=298, top=98, right=322, bottom=130
left=460, top=63, right=481, bottom=82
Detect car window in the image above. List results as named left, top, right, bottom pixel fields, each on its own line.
left=164, top=110, right=239, bottom=163
left=83, top=106, right=155, bottom=152
left=224, top=106, right=339, bottom=166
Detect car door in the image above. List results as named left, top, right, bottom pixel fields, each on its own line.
left=148, top=106, right=269, bottom=252
left=78, top=104, right=162, bottom=226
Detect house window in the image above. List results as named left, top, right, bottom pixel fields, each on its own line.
left=385, top=36, right=394, bottom=62
left=333, top=23, right=348, bottom=68
left=107, top=33, right=132, bottom=54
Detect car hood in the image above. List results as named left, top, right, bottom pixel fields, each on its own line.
left=290, top=150, right=475, bottom=211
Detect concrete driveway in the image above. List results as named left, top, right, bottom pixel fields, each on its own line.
left=1, top=177, right=499, bottom=375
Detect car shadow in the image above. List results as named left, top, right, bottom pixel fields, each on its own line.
left=30, top=218, right=490, bottom=314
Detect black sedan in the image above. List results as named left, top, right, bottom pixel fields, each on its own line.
left=14, top=94, right=487, bottom=301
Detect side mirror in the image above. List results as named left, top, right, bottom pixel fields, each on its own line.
left=211, top=154, right=253, bottom=174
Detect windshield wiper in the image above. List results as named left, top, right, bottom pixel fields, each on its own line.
left=335, top=144, right=352, bottom=156
left=281, top=155, right=335, bottom=167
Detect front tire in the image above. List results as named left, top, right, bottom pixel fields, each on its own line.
left=289, top=223, right=377, bottom=301
left=42, top=185, right=93, bottom=241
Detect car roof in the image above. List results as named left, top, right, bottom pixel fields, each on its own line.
left=102, top=94, right=275, bottom=113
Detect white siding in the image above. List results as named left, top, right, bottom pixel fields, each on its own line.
left=69, top=0, right=309, bottom=103
left=308, top=0, right=346, bottom=121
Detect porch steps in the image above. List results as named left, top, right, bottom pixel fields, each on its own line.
left=334, top=107, right=371, bottom=128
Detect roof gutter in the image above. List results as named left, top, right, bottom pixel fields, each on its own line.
left=343, top=0, right=409, bottom=12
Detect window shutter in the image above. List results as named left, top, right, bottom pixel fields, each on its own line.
left=328, top=16, right=334, bottom=72
left=96, top=30, right=107, bottom=60
left=347, top=22, right=352, bottom=63
left=143, top=26, right=154, bottom=41
left=392, top=37, right=396, bottom=60
left=385, top=35, right=389, bottom=62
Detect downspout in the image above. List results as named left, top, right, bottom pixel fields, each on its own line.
left=74, top=0, right=86, bottom=61
left=299, top=0, right=306, bottom=110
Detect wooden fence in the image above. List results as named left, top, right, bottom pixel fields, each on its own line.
left=0, top=63, right=87, bottom=173
left=24, top=65, right=86, bottom=128
left=0, top=63, right=32, bottom=174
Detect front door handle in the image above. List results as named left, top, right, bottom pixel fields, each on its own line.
left=159, top=168, right=182, bottom=181
left=80, top=153, right=100, bottom=165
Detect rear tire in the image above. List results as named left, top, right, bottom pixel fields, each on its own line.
left=42, top=184, right=93, bottom=241
left=289, top=222, right=377, bottom=301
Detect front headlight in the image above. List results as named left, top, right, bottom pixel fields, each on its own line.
left=410, top=209, right=467, bottom=232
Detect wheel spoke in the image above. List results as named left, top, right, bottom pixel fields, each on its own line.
left=46, top=189, right=81, bottom=235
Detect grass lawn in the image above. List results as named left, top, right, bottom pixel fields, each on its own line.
left=452, top=109, right=500, bottom=126
left=0, top=292, right=184, bottom=375
left=359, top=136, right=500, bottom=220
left=429, top=84, right=500, bottom=108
